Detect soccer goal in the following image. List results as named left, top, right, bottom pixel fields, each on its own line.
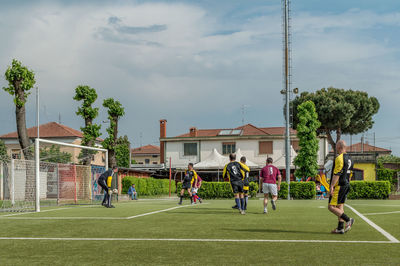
left=0, top=138, right=108, bottom=212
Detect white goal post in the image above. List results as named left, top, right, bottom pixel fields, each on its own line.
left=34, top=138, right=108, bottom=212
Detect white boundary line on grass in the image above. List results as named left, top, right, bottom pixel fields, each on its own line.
left=0, top=237, right=396, bottom=244
left=0, top=207, right=74, bottom=217
left=0, top=204, right=200, bottom=220
left=363, top=211, right=400, bottom=216
left=346, top=204, right=400, bottom=243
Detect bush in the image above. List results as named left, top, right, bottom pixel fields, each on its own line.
left=278, top=182, right=315, bottom=199
left=177, top=181, right=259, bottom=199
left=122, top=177, right=176, bottom=196
left=376, top=168, right=398, bottom=192
left=348, top=181, right=391, bottom=199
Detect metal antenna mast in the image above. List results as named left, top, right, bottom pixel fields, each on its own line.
left=282, top=0, right=291, bottom=200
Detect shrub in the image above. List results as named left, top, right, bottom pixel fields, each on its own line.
left=348, top=181, right=391, bottom=199
left=278, top=182, right=315, bottom=199
left=177, top=181, right=259, bottom=199
left=122, top=177, right=176, bottom=196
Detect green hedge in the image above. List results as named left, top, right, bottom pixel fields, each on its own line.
left=348, top=181, right=391, bottom=199
left=278, top=182, right=316, bottom=199
left=122, top=177, right=176, bottom=196
left=376, top=168, right=398, bottom=191
left=177, top=181, right=259, bottom=199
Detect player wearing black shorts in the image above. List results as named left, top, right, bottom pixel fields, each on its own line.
left=179, top=163, right=197, bottom=205
left=328, top=140, right=355, bottom=234
left=232, top=156, right=250, bottom=210
left=223, top=153, right=250, bottom=215
left=98, top=166, right=118, bottom=208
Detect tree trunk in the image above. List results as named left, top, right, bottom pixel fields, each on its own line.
left=108, top=117, right=119, bottom=168
left=82, top=119, right=93, bottom=166
left=15, top=89, right=32, bottom=160
left=326, top=130, right=336, bottom=157
left=15, top=87, right=35, bottom=201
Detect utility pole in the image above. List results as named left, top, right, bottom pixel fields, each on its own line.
left=283, top=0, right=291, bottom=200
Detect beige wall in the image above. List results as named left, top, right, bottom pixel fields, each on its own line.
left=132, top=154, right=160, bottom=165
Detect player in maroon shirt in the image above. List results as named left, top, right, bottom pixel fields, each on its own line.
left=259, top=158, right=281, bottom=214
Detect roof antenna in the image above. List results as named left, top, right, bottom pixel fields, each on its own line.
left=58, top=113, right=61, bottom=124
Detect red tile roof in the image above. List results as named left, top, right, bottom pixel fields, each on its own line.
left=172, top=124, right=297, bottom=138
left=132, top=145, right=160, bottom=155
left=0, top=122, right=103, bottom=141
left=347, top=142, right=391, bottom=153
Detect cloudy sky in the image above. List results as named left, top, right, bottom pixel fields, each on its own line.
left=0, top=0, right=399, bottom=155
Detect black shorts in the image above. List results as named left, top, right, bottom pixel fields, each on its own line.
left=182, top=182, right=191, bottom=189
left=231, top=181, right=244, bottom=194
left=329, top=184, right=350, bottom=205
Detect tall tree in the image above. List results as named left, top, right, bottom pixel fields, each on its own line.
left=2, top=59, right=36, bottom=160
left=115, top=135, right=130, bottom=168
left=294, top=101, right=321, bottom=180
left=73, top=85, right=101, bottom=165
left=291, top=87, right=379, bottom=155
left=102, top=98, right=125, bottom=168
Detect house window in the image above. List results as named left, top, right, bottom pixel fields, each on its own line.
left=184, top=143, right=197, bottom=156
left=152, top=155, right=158, bottom=158
left=259, top=141, right=273, bottom=154
left=145, top=159, right=150, bottom=164
left=11, top=149, right=21, bottom=159
left=153, top=162, right=158, bottom=165
left=222, top=142, right=236, bottom=155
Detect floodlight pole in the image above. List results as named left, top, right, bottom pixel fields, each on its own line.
left=283, top=0, right=291, bottom=200
left=35, top=86, right=40, bottom=212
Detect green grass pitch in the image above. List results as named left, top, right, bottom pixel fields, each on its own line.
left=0, top=199, right=399, bottom=265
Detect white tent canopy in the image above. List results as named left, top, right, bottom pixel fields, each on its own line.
left=194, top=149, right=229, bottom=169
left=235, top=149, right=258, bottom=167
left=274, top=145, right=297, bottom=169
left=194, top=148, right=259, bottom=169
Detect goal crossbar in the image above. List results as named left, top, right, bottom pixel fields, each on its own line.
left=35, top=138, right=108, bottom=212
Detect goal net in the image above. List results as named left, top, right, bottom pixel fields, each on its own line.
left=0, top=138, right=109, bottom=212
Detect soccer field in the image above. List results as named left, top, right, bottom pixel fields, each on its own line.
left=0, top=199, right=399, bottom=265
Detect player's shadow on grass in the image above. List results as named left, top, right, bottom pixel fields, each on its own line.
left=229, top=228, right=327, bottom=235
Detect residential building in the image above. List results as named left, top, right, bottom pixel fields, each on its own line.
left=159, top=120, right=329, bottom=171
left=0, top=122, right=105, bottom=166
left=131, top=145, right=160, bottom=165
left=328, top=142, right=392, bottom=181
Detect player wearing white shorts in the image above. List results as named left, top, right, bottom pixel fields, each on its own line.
left=260, top=158, right=281, bottom=214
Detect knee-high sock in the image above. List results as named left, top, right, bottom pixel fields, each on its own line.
left=102, top=192, right=107, bottom=205
left=190, top=196, right=193, bottom=204
left=193, top=195, right=197, bottom=203
left=244, top=196, right=248, bottom=210
left=179, top=196, right=183, bottom=203
left=240, top=198, right=245, bottom=210
left=235, top=198, right=241, bottom=210
left=107, top=192, right=112, bottom=206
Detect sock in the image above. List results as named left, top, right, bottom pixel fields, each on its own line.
left=240, top=198, right=245, bottom=210
left=338, top=221, right=344, bottom=230
left=193, top=195, right=197, bottom=203
left=190, top=196, right=193, bottom=204
left=179, top=196, right=183, bottom=203
left=244, top=196, right=248, bottom=210
left=235, top=198, right=241, bottom=210
left=340, top=213, right=350, bottom=222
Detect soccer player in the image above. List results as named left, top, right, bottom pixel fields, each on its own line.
left=98, top=166, right=118, bottom=208
left=192, top=175, right=203, bottom=204
left=232, top=156, right=250, bottom=210
left=328, top=140, right=355, bottom=234
left=223, top=153, right=250, bottom=215
left=179, top=163, right=197, bottom=205
left=260, top=158, right=281, bottom=214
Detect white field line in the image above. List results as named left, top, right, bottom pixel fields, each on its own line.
left=346, top=204, right=400, bottom=243
left=0, top=204, right=202, bottom=220
left=363, top=211, right=400, bottom=216
left=126, top=204, right=203, bottom=219
left=0, top=237, right=396, bottom=244
left=349, top=204, right=400, bottom=207
left=0, top=207, right=74, bottom=217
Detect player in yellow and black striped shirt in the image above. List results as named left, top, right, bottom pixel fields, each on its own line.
left=328, top=140, right=355, bottom=234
